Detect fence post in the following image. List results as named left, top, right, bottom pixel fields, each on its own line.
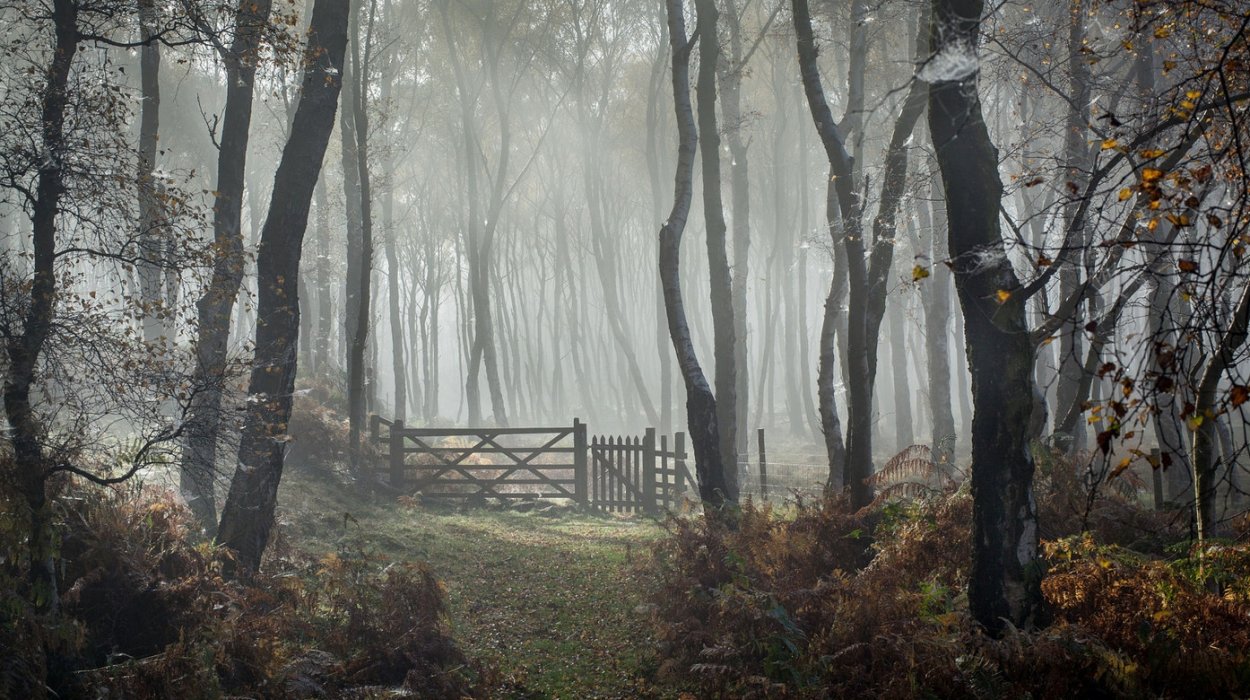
left=758, top=428, right=768, bottom=501
left=643, top=428, right=658, bottom=515
left=675, top=431, right=687, bottom=499
left=389, top=419, right=405, bottom=489
left=574, top=418, right=588, bottom=507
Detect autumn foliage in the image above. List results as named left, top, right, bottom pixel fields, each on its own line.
left=0, top=480, right=479, bottom=699
left=650, top=463, right=1250, bottom=698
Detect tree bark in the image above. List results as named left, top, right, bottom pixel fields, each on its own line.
left=929, top=0, right=1042, bottom=634
left=695, top=0, right=740, bottom=500
left=216, top=0, right=349, bottom=575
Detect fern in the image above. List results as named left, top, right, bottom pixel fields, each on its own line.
left=867, top=444, right=960, bottom=505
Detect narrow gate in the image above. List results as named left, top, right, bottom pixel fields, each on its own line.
left=590, top=428, right=692, bottom=514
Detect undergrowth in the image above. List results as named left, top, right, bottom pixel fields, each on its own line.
left=650, top=449, right=1250, bottom=699
left=2, top=481, right=481, bottom=699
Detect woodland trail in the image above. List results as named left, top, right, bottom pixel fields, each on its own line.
left=280, top=468, right=670, bottom=698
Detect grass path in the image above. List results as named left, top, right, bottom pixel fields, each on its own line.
left=280, top=470, right=670, bottom=698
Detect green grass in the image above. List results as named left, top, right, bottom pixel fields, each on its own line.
left=278, top=467, right=670, bottom=699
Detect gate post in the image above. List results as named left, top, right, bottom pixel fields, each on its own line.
left=389, top=419, right=405, bottom=489
left=643, top=428, right=658, bottom=515
left=573, top=418, right=588, bottom=506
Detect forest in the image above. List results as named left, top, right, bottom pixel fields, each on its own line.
left=2, top=0, right=1250, bottom=697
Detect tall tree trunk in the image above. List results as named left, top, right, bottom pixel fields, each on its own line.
left=216, top=0, right=349, bottom=575
left=1055, top=0, right=1093, bottom=452
left=720, top=0, right=751, bottom=466
left=791, top=0, right=851, bottom=487
left=919, top=181, right=956, bottom=469
left=796, top=110, right=821, bottom=441
left=695, top=0, right=740, bottom=500
left=3, top=0, right=79, bottom=612
left=645, top=34, right=674, bottom=434
left=888, top=297, right=914, bottom=450
left=661, top=0, right=732, bottom=507
left=645, top=25, right=674, bottom=434
left=929, top=0, right=1042, bottom=634
left=384, top=181, right=406, bottom=421
left=1193, top=282, right=1250, bottom=543
left=137, top=0, right=165, bottom=346
left=181, top=0, right=275, bottom=533
left=345, top=0, right=376, bottom=469
left=314, top=176, right=332, bottom=376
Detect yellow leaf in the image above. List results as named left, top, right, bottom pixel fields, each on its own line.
left=1101, top=138, right=1119, bottom=150
left=1118, top=188, right=1133, bottom=201
left=1153, top=25, right=1172, bottom=39
left=995, top=289, right=1012, bottom=303
left=912, top=265, right=930, bottom=281
left=1186, top=90, right=1202, bottom=100
left=1187, top=414, right=1204, bottom=431
left=1140, top=149, right=1165, bottom=159
left=1142, top=168, right=1164, bottom=183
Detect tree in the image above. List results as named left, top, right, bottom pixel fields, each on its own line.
left=343, top=0, right=377, bottom=472
left=180, top=0, right=275, bottom=533
left=659, top=0, right=733, bottom=507
left=694, top=0, right=739, bottom=500
left=216, top=0, right=350, bottom=575
left=1, top=0, right=208, bottom=612
left=3, top=0, right=82, bottom=612
left=792, top=0, right=927, bottom=507
left=928, top=0, right=1042, bottom=633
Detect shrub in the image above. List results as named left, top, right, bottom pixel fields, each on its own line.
left=1, top=479, right=480, bottom=698
left=650, top=482, right=1250, bottom=699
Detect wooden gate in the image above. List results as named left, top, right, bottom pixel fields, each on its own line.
left=369, top=416, right=587, bottom=502
left=590, top=428, right=692, bottom=514
left=369, top=415, right=692, bottom=513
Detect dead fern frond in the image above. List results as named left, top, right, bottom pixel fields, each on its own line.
left=867, top=445, right=959, bottom=508
left=867, top=445, right=937, bottom=488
